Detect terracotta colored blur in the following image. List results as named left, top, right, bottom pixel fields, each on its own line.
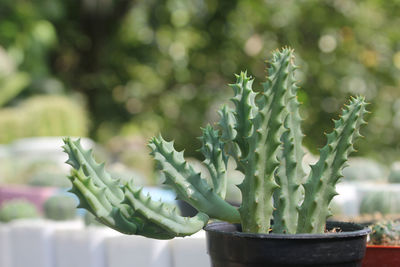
left=363, top=245, right=400, bottom=267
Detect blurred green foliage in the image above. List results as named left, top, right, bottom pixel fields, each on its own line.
left=0, top=0, right=400, bottom=160
left=0, top=95, right=88, bottom=143
left=43, top=195, right=77, bottom=221
left=0, top=199, right=40, bottom=222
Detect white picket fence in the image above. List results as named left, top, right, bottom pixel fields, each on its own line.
left=0, top=219, right=210, bottom=267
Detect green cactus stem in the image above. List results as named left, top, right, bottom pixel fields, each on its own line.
left=149, top=135, right=239, bottom=223
left=297, top=97, right=368, bottom=233
left=124, top=181, right=209, bottom=237
left=63, top=137, right=208, bottom=239
left=271, top=51, right=305, bottom=234
left=220, top=49, right=301, bottom=233
left=199, top=125, right=229, bottom=199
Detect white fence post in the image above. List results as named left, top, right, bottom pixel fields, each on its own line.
left=53, top=226, right=120, bottom=267
left=105, top=235, right=172, bottom=267
left=0, top=224, right=11, bottom=267
left=8, top=219, right=83, bottom=267
left=170, top=230, right=210, bottom=267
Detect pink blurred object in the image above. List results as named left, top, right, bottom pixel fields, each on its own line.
left=0, top=185, right=57, bottom=213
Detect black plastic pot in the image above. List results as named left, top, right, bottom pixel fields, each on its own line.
left=177, top=199, right=198, bottom=217
left=205, top=221, right=370, bottom=267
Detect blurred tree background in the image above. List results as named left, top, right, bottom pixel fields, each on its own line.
left=1, top=0, right=400, bottom=162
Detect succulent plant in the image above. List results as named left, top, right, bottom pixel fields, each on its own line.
left=369, top=221, right=400, bottom=246
left=0, top=199, right=40, bottom=222
left=360, top=191, right=400, bottom=215
left=343, top=157, right=387, bottom=182
left=63, top=48, right=368, bottom=238
left=43, top=195, right=77, bottom=221
left=388, top=162, right=400, bottom=184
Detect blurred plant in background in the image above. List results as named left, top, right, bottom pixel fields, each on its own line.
left=0, top=95, right=88, bottom=143
left=0, top=0, right=400, bottom=163
left=0, top=199, right=40, bottom=222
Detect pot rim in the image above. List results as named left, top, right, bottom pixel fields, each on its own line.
left=204, top=221, right=371, bottom=240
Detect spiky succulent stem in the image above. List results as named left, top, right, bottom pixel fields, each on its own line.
left=238, top=50, right=294, bottom=233
left=123, top=181, right=209, bottom=237
left=296, top=96, right=368, bottom=233
left=63, top=138, right=208, bottom=239
left=218, top=49, right=300, bottom=233
left=199, top=125, right=229, bottom=199
left=272, top=51, right=305, bottom=234
left=149, top=135, right=239, bottom=223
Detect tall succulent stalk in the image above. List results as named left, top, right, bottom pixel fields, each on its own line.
left=63, top=48, right=368, bottom=238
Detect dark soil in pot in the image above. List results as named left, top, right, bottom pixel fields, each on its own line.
left=205, top=221, right=370, bottom=267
